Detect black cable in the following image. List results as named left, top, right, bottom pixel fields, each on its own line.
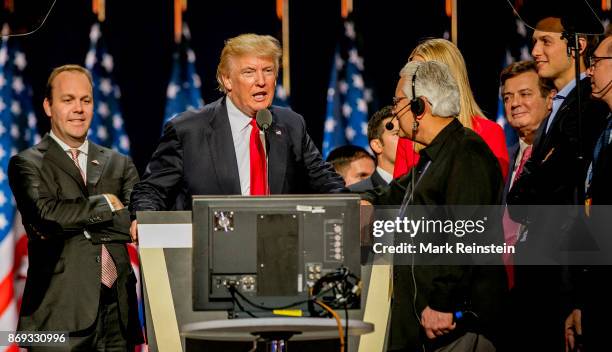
left=226, top=268, right=360, bottom=318
left=228, top=284, right=335, bottom=311
left=229, top=288, right=258, bottom=318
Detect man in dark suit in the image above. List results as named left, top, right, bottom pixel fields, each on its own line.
left=129, top=34, right=345, bottom=234
left=498, top=61, right=554, bottom=287
left=564, top=34, right=612, bottom=352
left=507, top=16, right=609, bottom=351
left=350, top=105, right=399, bottom=192
left=500, top=61, right=554, bottom=201
left=8, top=65, right=142, bottom=351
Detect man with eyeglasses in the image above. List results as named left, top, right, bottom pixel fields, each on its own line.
left=506, top=15, right=609, bottom=351
left=363, top=60, right=506, bottom=352
left=564, top=34, right=612, bottom=352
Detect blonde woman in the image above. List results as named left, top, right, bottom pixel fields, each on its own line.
left=393, top=38, right=509, bottom=179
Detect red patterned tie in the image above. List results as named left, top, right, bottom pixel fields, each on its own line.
left=249, top=119, right=268, bottom=195
left=502, top=145, right=532, bottom=289
left=69, top=149, right=118, bottom=288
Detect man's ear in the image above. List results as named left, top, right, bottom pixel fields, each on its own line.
left=221, top=75, right=232, bottom=92
left=370, top=138, right=383, bottom=154
left=43, top=98, right=52, bottom=117
left=578, top=37, right=588, bottom=56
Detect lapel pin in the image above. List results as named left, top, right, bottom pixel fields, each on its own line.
left=91, top=160, right=100, bottom=165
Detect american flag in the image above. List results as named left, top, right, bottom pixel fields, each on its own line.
left=84, top=22, right=147, bottom=351
left=322, top=19, right=370, bottom=159
left=273, top=74, right=290, bottom=107
left=496, top=18, right=532, bottom=148
left=164, top=24, right=204, bottom=125
left=85, top=23, right=130, bottom=155
left=0, top=24, right=40, bottom=352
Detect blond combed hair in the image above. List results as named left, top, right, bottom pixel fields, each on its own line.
left=216, top=33, right=282, bottom=93
left=410, top=38, right=485, bottom=130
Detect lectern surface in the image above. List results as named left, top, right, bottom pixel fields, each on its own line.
left=182, top=318, right=373, bottom=342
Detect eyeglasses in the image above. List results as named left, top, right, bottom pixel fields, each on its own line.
left=588, top=55, right=612, bottom=69
left=392, top=96, right=406, bottom=107
left=392, top=96, right=411, bottom=118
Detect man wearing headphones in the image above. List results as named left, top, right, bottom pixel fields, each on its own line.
left=363, top=60, right=506, bottom=351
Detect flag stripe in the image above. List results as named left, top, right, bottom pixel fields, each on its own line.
left=0, top=26, right=38, bottom=350
left=0, top=271, right=13, bottom=314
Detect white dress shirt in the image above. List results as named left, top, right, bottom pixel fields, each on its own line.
left=226, top=97, right=257, bottom=195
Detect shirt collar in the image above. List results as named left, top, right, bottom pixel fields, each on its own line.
left=49, top=131, right=88, bottom=156
left=518, top=138, right=530, bottom=153
left=376, top=167, right=393, bottom=184
left=555, top=72, right=587, bottom=100
left=419, top=118, right=463, bottom=162
left=226, top=96, right=253, bottom=132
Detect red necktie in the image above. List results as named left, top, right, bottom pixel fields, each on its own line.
left=249, top=119, right=268, bottom=195
left=502, top=145, right=532, bottom=289
left=70, top=148, right=118, bottom=288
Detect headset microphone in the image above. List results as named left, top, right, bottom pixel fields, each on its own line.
left=592, top=78, right=612, bottom=97
left=385, top=118, right=396, bottom=131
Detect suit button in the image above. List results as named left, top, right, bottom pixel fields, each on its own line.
left=96, top=256, right=101, bottom=263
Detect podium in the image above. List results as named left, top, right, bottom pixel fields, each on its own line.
left=137, top=210, right=381, bottom=352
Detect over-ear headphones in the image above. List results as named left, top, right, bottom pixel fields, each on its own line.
left=410, top=66, right=425, bottom=116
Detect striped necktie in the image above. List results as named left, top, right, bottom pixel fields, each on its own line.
left=69, top=148, right=118, bottom=287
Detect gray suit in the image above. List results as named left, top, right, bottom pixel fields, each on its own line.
left=8, top=135, right=143, bottom=344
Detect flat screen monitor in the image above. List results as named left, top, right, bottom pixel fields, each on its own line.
left=192, top=194, right=361, bottom=314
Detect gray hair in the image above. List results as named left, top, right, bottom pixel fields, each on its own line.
left=399, top=60, right=460, bottom=118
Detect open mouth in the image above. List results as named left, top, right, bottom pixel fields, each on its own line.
left=252, top=92, right=268, bottom=102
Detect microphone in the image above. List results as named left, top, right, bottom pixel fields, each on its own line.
left=385, top=119, right=396, bottom=131
left=255, top=109, right=272, bottom=195
left=256, top=109, right=273, bottom=131
left=592, top=78, right=612, bottom=97
left=387, top=102, right=411, bottom=130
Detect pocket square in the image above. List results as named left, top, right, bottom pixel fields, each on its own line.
left=91, top=159, right=100, bottom=165
left=275, top=130, right=282, bottom=135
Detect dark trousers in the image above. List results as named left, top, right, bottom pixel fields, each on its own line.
left=28, top=285, right=132, bottom=352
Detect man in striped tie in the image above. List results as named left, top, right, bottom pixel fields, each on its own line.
left=8, top=65, right=143, bottom=351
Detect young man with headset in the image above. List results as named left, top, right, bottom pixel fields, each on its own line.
left=362, top=60, right=507, bottom=351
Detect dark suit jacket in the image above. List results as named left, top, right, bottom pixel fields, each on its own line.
left=502, top=142, right=520, bottom=204
left=507, top=78, right=608, bottom=257
left=348, top=169, right=388, bottom=192
left=508, top=78, right=608, bottom=209
left=504, top=78, right=609, bottom=350
left=130, top=97, right=346, bottom=213
left=8, top=135, right=142, bottom=343
left=590, top=119, right=612, bottom=205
